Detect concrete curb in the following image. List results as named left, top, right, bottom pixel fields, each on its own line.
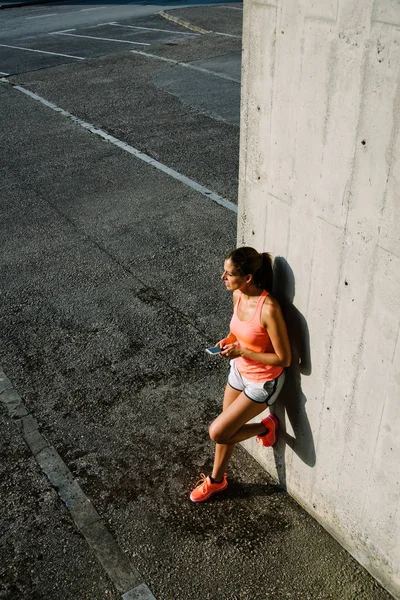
left=157, top=10, right=209, bottom=34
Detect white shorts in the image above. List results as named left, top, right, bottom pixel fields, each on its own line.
left=228, top=359, right=286, bottom=405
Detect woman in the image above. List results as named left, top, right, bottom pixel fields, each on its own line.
left=190, top=247, right=291, bottom=503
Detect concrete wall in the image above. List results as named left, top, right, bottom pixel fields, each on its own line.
left=238, top=0, right=400, bottom=597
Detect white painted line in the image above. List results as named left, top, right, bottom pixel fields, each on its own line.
left=81, top=6, right=103, bottom=10
left=130, top=50, right=178, bottom=65
left=107, top=22, right=199, bottom=35
left=213, top=31, right=242, bottom=39
left=2, top=80, right=237, bottom=214
left=26, top=13, right=57, bottom=19
left=50, top=28, right=76, bottom=33
left=0, top=368, right=153, bottom=599
left=0, top=72, right=9, bottom=75
left=0, top=43, right=85, bottom=60
left=130, top=49, right=241, bottom=84
left=51, top=32, right=151, bottom=46
left=123, top=584, right=157, bottom=600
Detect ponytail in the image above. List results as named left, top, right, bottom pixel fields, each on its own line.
left=225, top=247, right=273, bottom=292
left=254, top=252, right=273, bottom=291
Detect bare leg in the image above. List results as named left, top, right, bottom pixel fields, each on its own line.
left=211, top=391, right=269, bottom=481
left=212, top=384, right=240, bottom=480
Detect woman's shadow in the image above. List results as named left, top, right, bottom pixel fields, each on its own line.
left=271, top=257, right=316, bottom=489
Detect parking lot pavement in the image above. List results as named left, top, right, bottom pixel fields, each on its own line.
left=0, top=0, right=180, bottom=10
left=8, top=38, right=241, bottom=203
left=0, top=13, right=202, bottom=74
left=2, top=5, right=243, bottom=200
left=0, top=406, right=121, bottom=599
left=0, top=71, right=236, bottom=599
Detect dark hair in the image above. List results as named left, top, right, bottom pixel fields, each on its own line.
left=226, top=246, right=273, bottom=291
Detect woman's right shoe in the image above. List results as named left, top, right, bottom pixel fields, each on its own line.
left=190, top=473, right=228, bottom=503
left=256, top=414, right=279, bottom=447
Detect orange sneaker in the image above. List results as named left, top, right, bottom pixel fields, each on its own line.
left=190, top=473, right=228, bottom=503
left=256, top=414, right=279, bottom=447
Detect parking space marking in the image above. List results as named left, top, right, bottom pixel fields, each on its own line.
left=51, top=32, right=151, bottom=46
left=0, top=43, right=85, bottom=60
left=123, top=585, right=157, bottom=600
left=130, top=49, right=241, bottom=84
left=1, top=79, right=237, bottom=214
left=107, top=22, right=199, bottom=35
left=26, top=13, right=57, bottom=19
left=212, top=32, right=242, bottom=39
left=0, top=71, right=9, bottom=75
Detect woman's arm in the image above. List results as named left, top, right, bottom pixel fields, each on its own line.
left=221, top=300, right=291, bottom=367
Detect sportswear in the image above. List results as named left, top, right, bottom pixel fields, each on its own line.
left=230, top=290, right=284, bottom=382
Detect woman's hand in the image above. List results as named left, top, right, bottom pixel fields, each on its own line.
left=220, top=343, right=242, bottom=359
left=216, top=334, right=237, bottom=348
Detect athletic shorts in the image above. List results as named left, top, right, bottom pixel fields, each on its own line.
left=228, top=359, right=286, bottom=405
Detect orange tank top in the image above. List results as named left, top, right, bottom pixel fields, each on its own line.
left=230, top=290, right=284, bottom=382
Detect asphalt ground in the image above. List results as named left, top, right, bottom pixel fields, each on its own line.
left=2, top=10, right=241, bottom=201
left=0, top=0, right=186, bottom=11
left=1, top=411, right=120, bottom=599
left=0, top=4, right=395, bottom=600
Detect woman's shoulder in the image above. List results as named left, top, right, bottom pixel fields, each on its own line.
left=262, top=293, right=282, bottom=316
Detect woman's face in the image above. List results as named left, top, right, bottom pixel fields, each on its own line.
left=221, top=259, right=248, bottom=291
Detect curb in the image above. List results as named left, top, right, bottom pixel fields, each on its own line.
left=0, top=367, right=157, bottom=600
left=157, top=10, right=209, bottom=34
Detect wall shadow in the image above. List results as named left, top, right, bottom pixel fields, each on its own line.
left=271, top=257, right=315, bottom=490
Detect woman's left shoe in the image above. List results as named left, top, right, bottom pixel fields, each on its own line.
left=256, top=414, right=279, bottom=447
left=190, top=473, right=228, bottom=503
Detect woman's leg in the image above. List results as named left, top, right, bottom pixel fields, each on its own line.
left=210, top=392, right=268, bottom=481
left=211, top=384, right=241, bottom=481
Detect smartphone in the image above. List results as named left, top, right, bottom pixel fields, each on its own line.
left=206, top=346, right=221, bottom=355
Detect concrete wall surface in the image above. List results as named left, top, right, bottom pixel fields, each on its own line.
left=238, top=0, right=400, bottom=597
